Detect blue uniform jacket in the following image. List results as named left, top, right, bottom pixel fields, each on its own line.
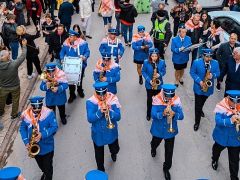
left=190, top=58, right=220, bottom=96
left=19, top=107, right=58, bottom=155
left=59, top=38, right=90, bottom=69
left=93, top=61, right=120, bottom=94
left=212, top=99, right=240, bottom=147
left=40, top=81, right=68, bottom=106
left=132, top=33, right=153, bottom=62
left=150, top=94, right=184, bottom=139
left=86, top=93, right=121, bottom=146
left=171, top=35, right=192, bottom=64
left=99, top=37, right=125, bottom=63
left=142, top=59, right=166, bottom=90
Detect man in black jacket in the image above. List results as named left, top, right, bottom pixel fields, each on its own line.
left=219, top=47, right=240, bottom=96
left=48, top=24, right=68, bottom=63
left=119, top=0, right=138, bottom=46
left=58, top=0, right=74, bottom=32
left=216, top=33, right=239, bottom=91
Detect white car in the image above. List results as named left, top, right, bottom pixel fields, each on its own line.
left=208, top=11, right=240, bottom=42
left=198, top=0, right=226, bottom=10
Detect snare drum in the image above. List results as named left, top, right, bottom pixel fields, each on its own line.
left=62, top=56, right=82, bottom=85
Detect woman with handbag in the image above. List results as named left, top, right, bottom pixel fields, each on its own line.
left=16, top=25, right=42, bottom=79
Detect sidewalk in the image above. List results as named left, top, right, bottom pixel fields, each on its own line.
left=0, top=25, right=49, bottom=167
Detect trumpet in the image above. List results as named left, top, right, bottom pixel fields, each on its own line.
left=152, top=62, right=161, bottom=90
left=202, top=62, right=212, bottom=92
left=40, top=71, right=58, bottom=90
left=29, top=123, right=40, bottom=158
left=165, top=101, right=175, bottom=133
left=102, top=99, right=115, bottom=129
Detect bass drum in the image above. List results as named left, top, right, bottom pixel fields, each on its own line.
left=62, top=56, right=82, bottom=85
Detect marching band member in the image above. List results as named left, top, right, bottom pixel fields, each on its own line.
left=171, top=24, right=192, bottom=87
left=150, top=84, right=184, bottom=180
left=93, top=53, right=120, bottom=94
left=142, top=48, right=166, bottom=121
left=190, top=49, right=220, bottom=131
left=86, top=82, right=121, bottom=172
left=60, top=29, right=90, bottom=103
left=132, top=25, right=153, bottom=85
left=152, top=10, right=172, bottom=59
left=211, top=90, right=240, bottom=180
left=0, top=166, right=25, bottom=180
left=19, top=96, right=58, bottom=180
left=40, top=63, right=69, bottom=125
left=99, top=28, right=125, bottom=64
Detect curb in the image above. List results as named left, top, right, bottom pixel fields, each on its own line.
left=0, top=45, right=49, bottom=167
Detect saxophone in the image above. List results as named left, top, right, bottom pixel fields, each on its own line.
left=102, top=99, right=115, bottom=129
left=202, top=62, right=212, bottom=92
left=165, top=100, right=175, bottom=133
left=152, top=62, right=161, bottom=90
left=29, top=122, right=40, bottom=158
left=40, top=71, right=58, bottom=90
left=99, top=64, right=106, bottom=81
left=233, top=107, right=240, bottom=140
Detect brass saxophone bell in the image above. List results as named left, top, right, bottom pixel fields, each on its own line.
left=107, top=123, right=115, bottom=129
left=40, top=72, right=47, bottom=80
left=29, top=144, right=40, bottom=158
left=168, top=127, right=175, bottom=133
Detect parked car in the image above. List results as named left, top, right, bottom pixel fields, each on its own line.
left=208, top=11, right=240, bottom=42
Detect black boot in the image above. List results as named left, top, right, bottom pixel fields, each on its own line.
left=193, top=123, right=199, bottom=131
left=26, top=19, right=31, bottom=26
left=77, top=89, right=85, bottom=98
left=68, top=94, right=76, bottom=103
left=139, top=75, right=143, bottom=85
left=111, top=154, right=117, bottom=162
left=212, top=160, right=218, bottom=170
left=151, top=148, right=156, bottom=157
left=163, top=168, right=171, bottom=180
left=40, top=173, right=46, bottom=180
left=61, top=116, right=67, bottom=125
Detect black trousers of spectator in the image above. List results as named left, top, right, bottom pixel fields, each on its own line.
left=146, top=89, right=161, bottom=118
left=151, top=136, right=175, bottom=170
left=212, top=142, right=240, bottom=180
left=154, top=41, right=165, bottom=59
left=191, top=48, right=198, bottom=65
left=31, top=12, right=40, bottom=26
left=94, top=139, right=120, bottom=172
left=194, top=94, right=208, bottom=125
left=47, top=105, right=66, bottom=120
left=72, top=0, right=79, bottom=13
left=35, top=151, right=54, bottom=180
left=27, top=55, right=42, bottom=76
left=69, top=68, right=85, bottom=97
left=62, top=22, right=71, bottom=32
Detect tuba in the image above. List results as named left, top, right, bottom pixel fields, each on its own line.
left=29, top=123, right=40, bottom=158
left=152, top=62, right=161, bottom=90
left=165, top=100, right=175, bottom=133
left=40, top=71, right=58, bottom=90
left=102, top=99, right=115, bottom=129
left=202, top=62, right=212, bottom=92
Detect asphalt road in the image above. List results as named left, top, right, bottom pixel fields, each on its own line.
left=5, top=1, right=232, bottom=179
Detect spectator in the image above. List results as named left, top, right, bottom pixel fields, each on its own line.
left=13, top=0, right=25, bottom=25
left=26, top=0, right=42, bottom=27
left=185, top=13, right=203, bottom=63
left=203, top=18, right=225, bottom=59
left=72, top=0, right=79, bottom=14
left=119, top=0, right=138, bottom=46
left=42, top=13, right=57, bottom=44
left=114, top=0, right=122, bottom=35
left=151, top=2, right=169, bottom=27
left=228, top=0, right=235, bottom=10
left=2, top=14, right=19, bottom=60
left=170, top=1, right=189, bottom=36
left=150, top=0, right=164, bottom=12
left=0, top=39, right=27, bottom=131
left=58, top=0, right=74, bottom=32
left=232, top=0, right=240, bottom=11
left=48, top=24, right=68, bottom=64
left=99, top=0, right=114, bottom=35
left=16, top=25, right=42, bottom=79
left=216, top=33, right=240, bottom=91
left=73, top=24, right=86, bottom=40
left=219, top=47, right=240, bottom=96
left=79, top=0, right=93, bottom=39
left=194, top=4, right=202, bottom=15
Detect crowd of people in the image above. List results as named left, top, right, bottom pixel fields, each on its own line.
left=0, top=0, right=239, bottom=180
